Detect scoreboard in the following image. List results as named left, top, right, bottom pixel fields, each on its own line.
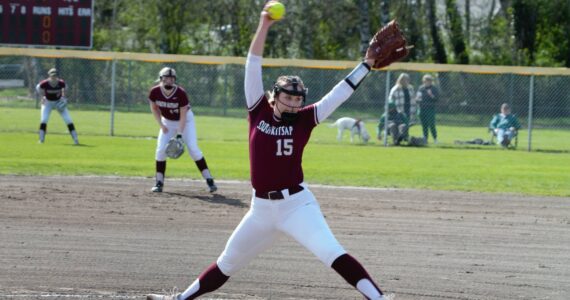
left=0, top=0, right=94, bottom=49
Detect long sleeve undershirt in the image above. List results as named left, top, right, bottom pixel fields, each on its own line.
left=245, top=53, right=357, bottom=123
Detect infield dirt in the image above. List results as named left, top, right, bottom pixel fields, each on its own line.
left=1, top=175, right=568, bottom=300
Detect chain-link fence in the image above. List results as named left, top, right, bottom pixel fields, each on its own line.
left=1, top=48, right=569, bottom=152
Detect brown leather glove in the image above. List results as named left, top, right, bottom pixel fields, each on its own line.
left=365, top=20, right=410, bottom=69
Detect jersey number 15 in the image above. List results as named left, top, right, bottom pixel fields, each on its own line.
left=276, top=139, right=293, bottom=156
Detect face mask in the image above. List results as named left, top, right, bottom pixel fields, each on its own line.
left=163, top=85, right=174, bottom=90
left=281, top=112, right=298, bottom=124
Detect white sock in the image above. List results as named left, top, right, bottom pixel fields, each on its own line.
left=201, top=169, right=212, bottom=180
left=39, top=130, right=46, bottom=142
left=356, top=278, right=382, bottom=299
left=156, top=173, right=164, bottom=183
left=70, top=130, right=79, bottom=143
left=179, top=279, right=200, bottom=299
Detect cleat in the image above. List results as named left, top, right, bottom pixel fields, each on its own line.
left=206, top=178, right=217, bottom=193
left=383, top=293, right=396, bottom=300
left=151, top=181, right=163, bottom=193
left=146, top=293, right=180, bottom=300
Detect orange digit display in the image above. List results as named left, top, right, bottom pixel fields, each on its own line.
left=0, top=0, right=93, bottom=49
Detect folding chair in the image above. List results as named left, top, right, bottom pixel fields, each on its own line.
left=489, top=128, right=518, bottom=149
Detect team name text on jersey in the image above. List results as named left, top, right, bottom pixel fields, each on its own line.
left=256, top=120, right=293, bottom=136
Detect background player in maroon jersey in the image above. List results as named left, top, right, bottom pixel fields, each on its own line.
left=148, top=67, right=217, bottom=193
left=148, top=4, right=394, bottom=300
left=36, top=68, right=79, bottom=145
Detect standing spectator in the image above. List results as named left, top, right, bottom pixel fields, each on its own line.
left=388, top=73, right=416, bottom=123
left=37, top=68, right=79, bottom=145
left=415, top=74, right=439, bottom=144
left=490, top=103, right=521, bottom=148
left=378, top=102, right=409, bottom=145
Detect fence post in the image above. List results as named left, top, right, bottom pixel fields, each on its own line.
left=223, top=64, right=228, bottom=116
left=110, top=59, right=117, bottom=136
left=127, top=60, right=132, bottom=112
left=383, top=70, right=391, bottom=147
left=527, top=75, right=534, bottom=152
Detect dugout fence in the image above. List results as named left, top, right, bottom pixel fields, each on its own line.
left=0, top=47, right=569, bottom=152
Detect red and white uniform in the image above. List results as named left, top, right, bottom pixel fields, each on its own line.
left=37, top=79, right=73, bottom=124
left=248, top=96, right=316, bottom=192
left=148, top=85, right=203, bottom=161
left=39, top=79, right=65, bottom=101
left=216, top=53, right=356, bottom=276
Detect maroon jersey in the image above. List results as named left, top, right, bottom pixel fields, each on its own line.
left=148, top=85, right=190, bottom=121
left=39, top=79, right=65, bottom=101
left=248, top=96, right=318, bottom=192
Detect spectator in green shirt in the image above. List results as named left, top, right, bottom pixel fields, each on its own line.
left=416, top=74, right=439, bottom=144
left=490, top=103, right=522, bottom=147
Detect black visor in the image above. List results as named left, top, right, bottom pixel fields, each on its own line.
left=274, top=77, right=308, bottom=98
left=274, top=85, right=308, bottom=97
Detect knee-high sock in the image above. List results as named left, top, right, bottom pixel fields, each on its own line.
left=156, top=160, right=166, bottom=183
left=39, top=123, right=47, bottom=142
left=179, top=263, right=229, bottom=300
left=67, top=123, right=78, bottom=143
left=331, top=253, right=383, bottom=300
left=194, top=157, right=212, bottom=179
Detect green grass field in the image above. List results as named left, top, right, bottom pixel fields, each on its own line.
left=1, top=107, right=569, bottom=197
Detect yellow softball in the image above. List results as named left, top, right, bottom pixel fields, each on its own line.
left=266, top=1, right=285, bottom=20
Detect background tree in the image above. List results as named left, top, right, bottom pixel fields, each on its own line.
left=464, top=0, right=470, bottom=46
left=380, top=0, right=391, bottom=25
left=85, top=0, right=569, bottom=68
left=512, top=0, right=538, bottom=64
left=357, top=0, right=372, bottom=57
left=427, top=0, right=447, bottom=63
left=445, top=0, right=468, bottom=64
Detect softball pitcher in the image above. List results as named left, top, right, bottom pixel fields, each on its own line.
left=148, top=4, right=409, bottom=300
left=37, top=68, right=79, bottom=145
left=149, top=67, right=217, bottom=193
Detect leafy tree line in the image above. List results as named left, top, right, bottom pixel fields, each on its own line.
left=92, top=0, right=570, bottom=67
left=90, top=0, right=568, bottom=67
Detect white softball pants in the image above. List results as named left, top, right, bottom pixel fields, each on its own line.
left=216, top=184, right=347, bottom=276
left=155, top=109, right=203, bottom=161
left=40, top=100, right=73, bottom=124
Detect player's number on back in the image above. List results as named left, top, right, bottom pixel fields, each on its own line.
left=276, top=139, right=293, bottom=156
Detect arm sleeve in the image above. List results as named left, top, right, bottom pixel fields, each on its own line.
left=245, top=53, right=265, bottom=109
left=314, top=80, right=354, bottom=123
left=179, top=90, right=190, bottom=108
left=388, top=86, right=397, bottom=103
left=433, top=87, right=440, bottom=101
left=415, top=88, right=423, bottom=101
left=514, top=116, right=522, bottom=129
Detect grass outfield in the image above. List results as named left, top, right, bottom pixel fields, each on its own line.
left=1, top=107, right=569, bottom=197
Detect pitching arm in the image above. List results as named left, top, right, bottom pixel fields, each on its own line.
left=245, top=54, right=265, bottom=109
left=245, top=4, right=278, bottom=109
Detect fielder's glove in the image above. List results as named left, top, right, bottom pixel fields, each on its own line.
left=56, top=97, right=68, bottom=112
left=365, top=20, right=411, bottom=69
left=165, top=134, right=185, bottom=159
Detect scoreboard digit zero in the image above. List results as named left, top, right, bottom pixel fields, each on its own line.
left=0, top=0, right=94, bottom=49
